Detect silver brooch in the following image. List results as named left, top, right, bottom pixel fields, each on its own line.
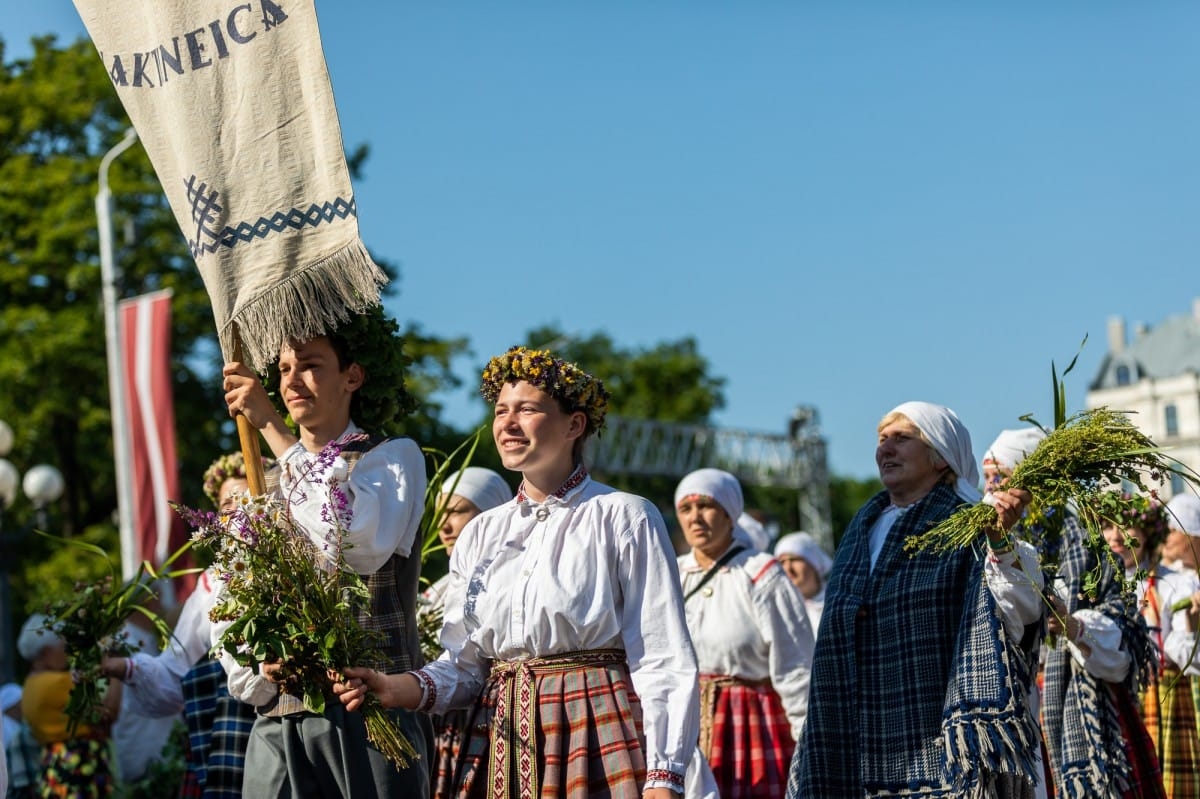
left=535, top=507, right=550, bottom=522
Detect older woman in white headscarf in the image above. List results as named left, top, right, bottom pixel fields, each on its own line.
left=773, top=532, right=832, bottom=632
left=787, top=402, right=1044, bottom=799
left=420, top=466, right=512, bottom=799
left=675, top=468, right=814, bottom=799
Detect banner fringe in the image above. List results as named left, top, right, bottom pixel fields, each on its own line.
left=219, top=239, right=387, bottom=371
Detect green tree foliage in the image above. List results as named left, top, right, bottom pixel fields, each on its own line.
left=0, top=35, right=223, bottom=616
left=1, top=35, right=228, bottom=525
left=828, top=474, right=884, bottom=548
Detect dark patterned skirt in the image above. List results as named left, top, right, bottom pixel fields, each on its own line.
left=453, top=649, right=648, bottom=799
left=699, top=674, right=794, bottom=799
left=432, top=708, right=469, bottom=799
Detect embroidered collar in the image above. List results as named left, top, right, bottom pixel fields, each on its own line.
left=516, top=464, right=588, bottom=505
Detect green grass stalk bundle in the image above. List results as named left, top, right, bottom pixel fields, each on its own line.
left=905, top=343, right=1199, bottom=598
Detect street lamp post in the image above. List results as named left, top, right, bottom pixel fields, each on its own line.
left=98, top=126, right=139, bottom=581
left=0, top=419, right=66, bottom=683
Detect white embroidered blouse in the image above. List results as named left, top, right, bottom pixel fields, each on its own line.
left=416, top=471, right=700, bottom=790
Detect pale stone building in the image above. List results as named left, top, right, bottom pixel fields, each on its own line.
left=1086, top=298, right=1200, bottom=499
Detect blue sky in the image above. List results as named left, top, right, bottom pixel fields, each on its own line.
left=6, top=2, right=1199, bottom=478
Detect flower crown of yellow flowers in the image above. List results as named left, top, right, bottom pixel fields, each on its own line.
left=480, top=346, right=610, bottom=435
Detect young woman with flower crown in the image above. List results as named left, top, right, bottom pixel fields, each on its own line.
left=336, top=346, right=700, bottom=799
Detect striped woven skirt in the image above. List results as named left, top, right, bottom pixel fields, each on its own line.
left=1142, top=666, right=1199, bottom=798
left=453, top=649, right=647, bottom=799
left=698, top=673, right=794, bottom=799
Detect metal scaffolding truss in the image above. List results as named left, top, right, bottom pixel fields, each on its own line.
left=588, top=406, right=833, bottom=544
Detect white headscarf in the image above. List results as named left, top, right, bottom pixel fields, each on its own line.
left=984, top=428, right=1047, bottom=472
left=1167, top=494, right=1200, bottom=537
left=17, top=613, right=58, bottom=662
left=736, top=512, right=772, bottom=552
left=774, top=531, right=833, bottom=577
left=442, top=467, right=513, bottom=513
left=887, top=401, right=981, bottom=503
left=675, top=468, right=744, bottom=524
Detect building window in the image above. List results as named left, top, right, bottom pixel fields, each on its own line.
left=1165, top=405, right=1179, bottom=437
left=1115, top=365, right=1132, bottom=386
left=1172, top=472, right=1185, bottom=497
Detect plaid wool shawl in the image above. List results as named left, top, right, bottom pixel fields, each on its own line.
left=787, top=484, right=1039, bottom=798
left=1040, top=514, right=1161, bottom=799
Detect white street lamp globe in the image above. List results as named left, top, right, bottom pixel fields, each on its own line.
left=0, top=420, right=12, bottom=457
left=23, top=465, right=65, bottom=507
left=0, top=459, right=17, bottom=509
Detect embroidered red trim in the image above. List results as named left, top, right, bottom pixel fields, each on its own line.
left=516, top=465, right=588, bottom=503
left=414, top=669, right=438, bottom=712
left=751, top=559, right=778, bottom=584
left=645, top=769, right=685, bottom=789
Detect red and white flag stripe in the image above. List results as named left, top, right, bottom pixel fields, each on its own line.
left=117, top=290, right=193, bottom=600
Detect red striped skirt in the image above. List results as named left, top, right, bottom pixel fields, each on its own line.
left=699, top=673, right=795, bottom=799
left=453, top=649, right=648, bottom=799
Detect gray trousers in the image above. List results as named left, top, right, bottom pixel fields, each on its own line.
left=243, top=703, right=432, bottom=799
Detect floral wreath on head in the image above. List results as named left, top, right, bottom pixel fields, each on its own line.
left=202, top=452, right=274, bottom=506
left=1114, top=492, right=1171, bottom=552
left=480, top=346, right=610, bottom=435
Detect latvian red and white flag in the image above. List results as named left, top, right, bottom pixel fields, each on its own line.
left=118, top=290, right=194, bottom=601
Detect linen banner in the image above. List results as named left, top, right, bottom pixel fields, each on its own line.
left=73, top=0, right=386, bottom=370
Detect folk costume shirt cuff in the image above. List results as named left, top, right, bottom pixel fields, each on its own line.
left=121, top=652, right=187, bottom=716
left=1068, top=609, right=1130, bottom=682
left=644, top=763, right=687, bottom=794
left=413, top=669, right=438, bottom=713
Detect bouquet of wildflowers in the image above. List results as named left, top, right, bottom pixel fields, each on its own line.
left=38, top=537, right=181, bottom=735
left=174, top=435, right=418, bottom=767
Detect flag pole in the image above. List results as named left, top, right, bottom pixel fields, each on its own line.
left=98, top=126, right=141, bottom=581
left=231, top=328, right=267, bottom=496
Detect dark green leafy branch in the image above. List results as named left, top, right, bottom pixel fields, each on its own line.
left=38, top=533, right=195, bottom=736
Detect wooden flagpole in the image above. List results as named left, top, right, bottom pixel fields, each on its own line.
left=231, top=329, right=267, bottom=496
